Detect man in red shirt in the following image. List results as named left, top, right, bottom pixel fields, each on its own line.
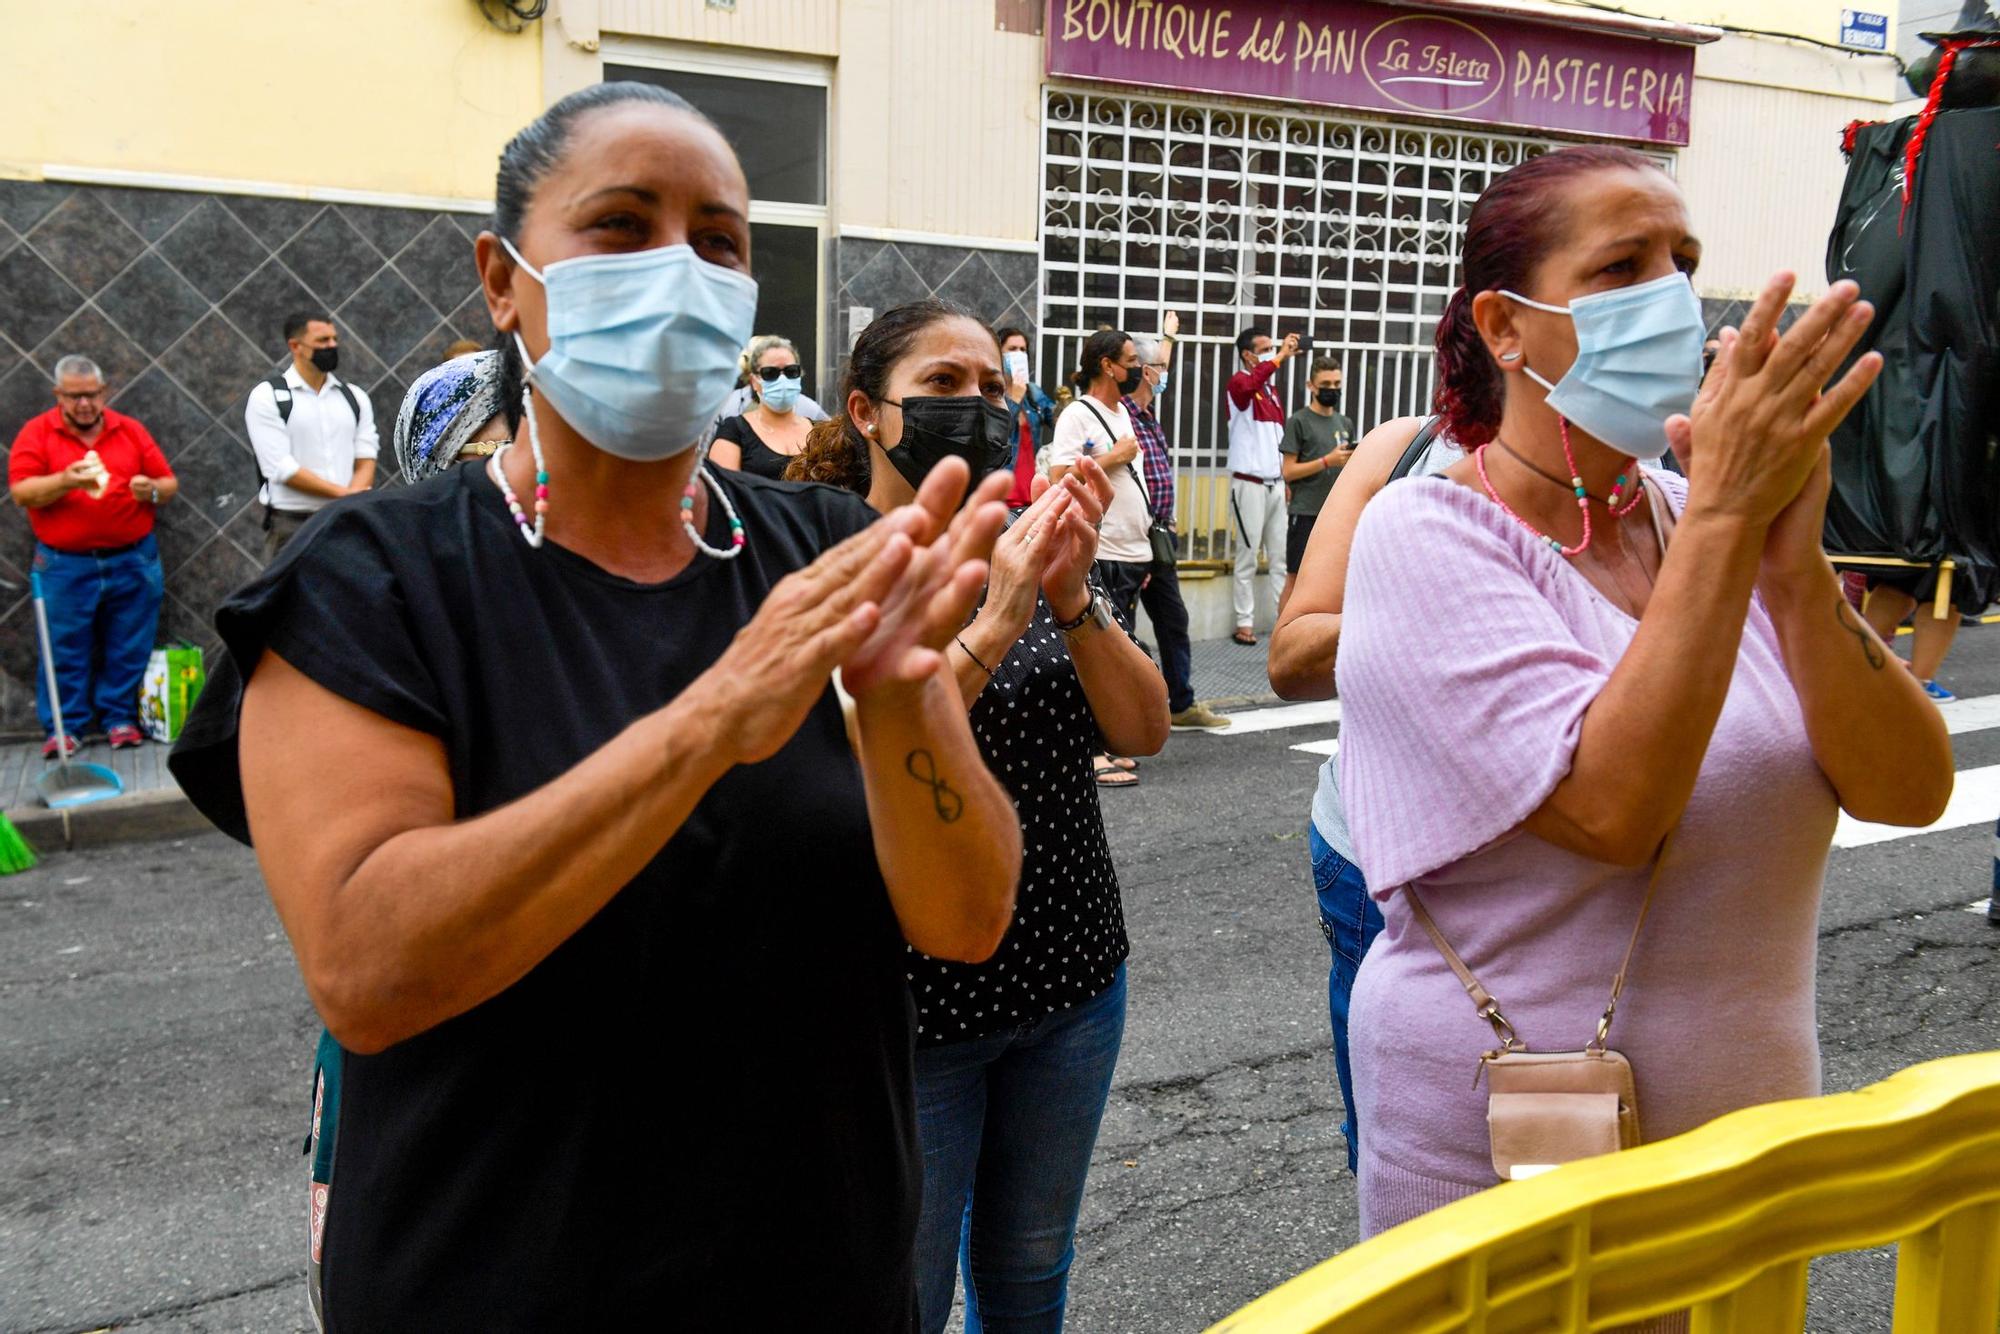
left=9, top=355, right=179, bottom=756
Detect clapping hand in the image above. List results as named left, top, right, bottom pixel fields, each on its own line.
left=984, top=471, right=1081, bottom=635
left=841, top=461, right=1012, bottom=696
left=1034, top=456, right=1114, bottom=619
left=1667, top=271, right=1880, bottom=585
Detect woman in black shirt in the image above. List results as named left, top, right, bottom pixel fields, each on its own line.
left=170, top=84, right=1021, bottom=1332
left=711, top=333, right=815, bottom=479
left=791, top=300, right=1168, bottom=1332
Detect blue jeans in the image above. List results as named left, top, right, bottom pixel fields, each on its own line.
left=1309, top=824, right=1383, bottom=1175
left=913, top=965, right=1127, bottom=1334
left=31, top=536, right=163, bottom=736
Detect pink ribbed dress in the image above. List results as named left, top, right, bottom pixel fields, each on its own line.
left=1337, top=470, right=1838, bottom=1237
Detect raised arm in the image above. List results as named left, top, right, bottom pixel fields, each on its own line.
left=1525, top=274, right=1922, bottom=864
left=1267, top=416, right=1425, bottom=700
left=243, top=481, right=1016, bottom=1054
left=1702, top=330, right=1950, bottom=826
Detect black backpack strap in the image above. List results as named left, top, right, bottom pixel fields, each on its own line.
left=334, top=382, right=361, bottom=423
left=1388, top=415, right=1444, bottom=483
left=265, top=373, right=293, bottom=424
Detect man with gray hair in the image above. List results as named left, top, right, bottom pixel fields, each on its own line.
left=8, top=355, right=177, bottom=756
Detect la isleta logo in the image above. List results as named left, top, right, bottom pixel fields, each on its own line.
left=1360, top=14, right=1504, bottom=114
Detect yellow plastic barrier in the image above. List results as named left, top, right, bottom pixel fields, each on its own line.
left=1208, top=1052, right=2000, bottom=1333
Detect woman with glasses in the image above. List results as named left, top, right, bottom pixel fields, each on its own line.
left=710, top=334, right=817, bottom=479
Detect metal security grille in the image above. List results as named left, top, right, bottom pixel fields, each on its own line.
left=1038, top=86, right=1646, bottom=561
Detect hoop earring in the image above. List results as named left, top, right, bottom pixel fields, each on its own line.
left=1499, top=351, right=1521, bottom=362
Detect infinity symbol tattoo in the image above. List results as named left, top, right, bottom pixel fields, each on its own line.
left=904, top=749, right=965, bottom=823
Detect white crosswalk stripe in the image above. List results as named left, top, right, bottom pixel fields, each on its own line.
left=1236, top=692, right=2000, bottom=851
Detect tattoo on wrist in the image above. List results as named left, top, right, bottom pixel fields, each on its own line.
left=904, top=749, right=965, bottom=823
left=1836, top=598, right=1885, bottom=670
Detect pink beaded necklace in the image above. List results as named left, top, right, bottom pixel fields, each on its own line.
left=489, top=382, right=746, bottom=560
left=1474, top=417, right=1644, bottom=559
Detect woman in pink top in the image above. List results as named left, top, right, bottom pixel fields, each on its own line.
left=1336, top=146, right=1953, bottom=1237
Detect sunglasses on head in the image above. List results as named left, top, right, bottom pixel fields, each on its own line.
left=755, top=365, right=803, bottom=383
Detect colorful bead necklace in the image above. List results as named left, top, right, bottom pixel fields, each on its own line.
left=490, top=382, right=747, bottom=561
left=1474, top=418, right=1643, bottom=559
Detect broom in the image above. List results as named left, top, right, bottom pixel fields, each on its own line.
left=0, top=810, right=37, bottom=874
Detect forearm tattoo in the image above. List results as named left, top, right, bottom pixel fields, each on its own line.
left=904, top=749, right=965, bottom=823
left=1836, top=597, right=1886, bottom=670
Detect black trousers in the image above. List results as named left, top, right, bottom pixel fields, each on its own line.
left=1094, top=557, right=1194, bottom=714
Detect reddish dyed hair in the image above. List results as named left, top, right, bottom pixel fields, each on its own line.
left=1433, top=145, right=1665, bottom=448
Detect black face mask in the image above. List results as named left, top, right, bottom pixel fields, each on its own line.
left=310, top=346, right=340, bottom=374
left=880, top=396, right=1016, bottom=490
left=1114, top=364, right=1144, bottom=396
left=1316, top=387, right=1341, bottom=408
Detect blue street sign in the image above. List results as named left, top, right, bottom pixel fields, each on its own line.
left=1841, top=9, right=1890, bottom=51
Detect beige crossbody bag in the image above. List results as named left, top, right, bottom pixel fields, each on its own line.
left=1403, top=850, right=1668, bottom=1181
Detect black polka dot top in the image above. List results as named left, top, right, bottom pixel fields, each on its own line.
left=907, top=594, right=1131, bottom=1046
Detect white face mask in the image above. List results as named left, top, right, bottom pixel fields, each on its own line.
left=1500, top=271, right=1705, bottom=460
left=1257, top=350, right=1277, bottom=364
left=503, top=238, right=758, bottom=461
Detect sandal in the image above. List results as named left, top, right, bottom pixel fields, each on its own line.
left=1104, top=754, right=1138, bottom=772
left=1092, top=757, right=1140, bottom=788
left=1232, top=628, right=1258, bottom=646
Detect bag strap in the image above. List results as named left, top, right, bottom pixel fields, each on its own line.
left=1075, top=397, right=1149, bottom=501
left=265, top=373, right=293, bottom=424
left=1404, top=836, right=1674, bottom=1054
left=1387, top=414, right=1443, bottom=483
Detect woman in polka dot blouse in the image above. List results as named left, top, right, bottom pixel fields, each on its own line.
left=789, top=299, right=1170, bottom=1332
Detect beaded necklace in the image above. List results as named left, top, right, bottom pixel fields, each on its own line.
left=489, top=381, right=746, bottom=560
left=1473, top=417, right=1643, bottom=559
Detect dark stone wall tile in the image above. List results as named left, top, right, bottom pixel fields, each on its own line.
left=987, top=250, right=1038, bottom=300
left=0, top=365, right=55, bottom=451
left=152, top=490, right=220, bottom=576
left=368, top=373, right=407, bottom=464
left=393, top=320, right=464, bottom=387
left=110, top=369, right=213, bottom=459
left=0, top=335, right=18, bottom=384
left=338, top=268, right=439, bottom=366
left=446, top=289, right=496, bottom=344
left=0, top=246, right=86, bottom=351
left=169, top=425, right=261, bottom=534
left=223, top=197, right=325, bottom=250
left=842, top=247, right=930, bottom=318
left=159, top=313, right=274, bottom=417
left=993, top=300, right=1035, bottom=337
left=935, top=253, right=1016, bottom=326
left=392, top=218, right=479, bottom=316
left=32, top=306, right=150, bottom=392
left=25, top=193, right=146, bottom=295
left=0, top=219, right=17, bottom=263
left=220, top=504, right=268, bottom=567
left=220, top=258, right=317, bottom=360
left=173, top=531, right=262, bottom=627
left=0, top=181, right=74, bottom=236
left=279, top=210, right=383, bottom=309
left=96, top=253, right=209, bottom=357
left=446, top=211, right=490, bottom=242
left=157, top=200, right=268, bottom=302
left=837, top=237, right=889, bottom=280
left=900, top=241, right=972, bottom=290
left=329, top=337, right=388, bottom=395
left=91, top=187, right=205, bottom=243
left=337, top=204, right=429, bottom=259
left=0, top=600, right=40, bottom=709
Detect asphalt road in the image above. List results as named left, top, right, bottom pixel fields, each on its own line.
left=3, top=629, right=1997, bottom=1333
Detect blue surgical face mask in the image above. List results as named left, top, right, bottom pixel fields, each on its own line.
left=503, top=238, right=758, bottom=461
left=1500, top=271, right=1704, bottom=460
left=758, top=376, right=801, bottom=414
left=1154, top=369, right=1169, bottom=394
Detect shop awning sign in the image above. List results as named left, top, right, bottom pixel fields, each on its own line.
left=1047, top=0, right=1697, bottom=146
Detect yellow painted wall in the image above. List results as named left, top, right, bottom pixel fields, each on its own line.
left=0, top=0, right=544, bottom=203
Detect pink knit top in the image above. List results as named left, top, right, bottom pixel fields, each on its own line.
left=1337, top=470, right=1838, bottom=1236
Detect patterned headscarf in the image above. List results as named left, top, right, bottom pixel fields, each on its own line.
left=394, top=351, right=507, bottom=484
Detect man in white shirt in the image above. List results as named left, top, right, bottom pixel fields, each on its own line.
left=245, top=310, right=379, bottom=561
left=1223, top=327, right=1300, bottom=645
